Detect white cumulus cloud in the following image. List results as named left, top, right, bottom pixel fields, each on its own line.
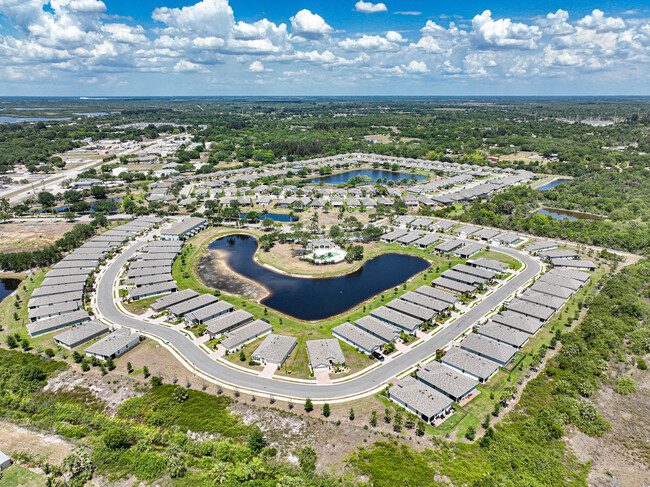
left=354, top=1, right=387, bottom=14
left=290, top=9, right=333, bottom=40
left=472, top=10, right=541, bottom=50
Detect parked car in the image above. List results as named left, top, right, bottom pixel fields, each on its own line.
left=372, top=350, right=384, bottom=362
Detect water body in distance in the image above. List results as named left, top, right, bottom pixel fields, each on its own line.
left=309, top=169, right=427, bottom=185
left=204, top=234, right=430, bottom=321
left=239, top=213, right=298, bottom=222
left=0, top=278, right=21, bottom=302
left=0, top=116, right=71, bottom=124
left=536, top=179, right=570, bottom=191
left=535, top=208, right=605, bottom=221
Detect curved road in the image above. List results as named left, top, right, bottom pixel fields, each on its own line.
left=96, top=239, right=541, bottom=400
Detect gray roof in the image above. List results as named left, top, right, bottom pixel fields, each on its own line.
left=434, top=239, right=464, bottom=252
left=28, top=301, right=81, bottom=320
left=151, top=289, right=199, bottom=312
left=205, top=309, right=254, bottom=336
left=466, top=258, right=509, bottom=272
left=492, top=311, right=544, bottom=334
left=454, top=242, right=483, bottom=257
left=538, top=249, right=579, bottom=260
left=185, top=300, right=235, bottom=322
left=442, top=347, right=500, bottom=381
left=251, top=334, right=297, bottom=364
left=525, top=240, right=558, bottom=252
left=452, top=263, right=497, bottom=280
left=54, top=320, right=109, bottom=348
left=44, top=268, right=91, bottom=279
left=354, top=316, right=400, bottom=342
left=27, top=309, right=90, bottom=337
left=520, top=290, right=566, bottom=310
left=548, top=268, right=590, bottom=283
left=370, top=306, right=422, bottom=333
left=139, top=252, right=179, bottom=261
left=381, top=229, right=409, bottom=241
left=401, top=291, right=449, bottom=312
left=389, top=376, right=453, bottom=419
left=29, top=291, right=83, bottom=308
left=130, top=258, right=175, bottom=269
left=386, top=299, right=436, bottom=321
left=460, top=333, right=518, bottom=364
left=432, top=277, right=475, bottom=294
left=306, top=339, right=345, bottom=368
left=454, top=224, right=480, bottom=235
left=85, top=328, right=140, bottom=357
left=161, top=217, right=206, bottom=237
left=551, top=259, right=596, bottom=270
left=530, top=281, right=574, bottom=299
left=412, top=233, right=441, bottom=248
left=332, top=322, right=384, bottom=352
left=479, top=322, right=529, bottom=348
left=167, top=293, right=219, bottom=316
left=538, top=273, right=583, bottom=291
left=221, top=319, right=272, bottom=350
left=127, top=267, right=172, bottom=279
left=417, top=361, right=477, bottom=399
left=128, top=282, right=178, bottom=300
left=442, top=269, right=487, bottom=285
left=414, top=285, right=458, bottom=305
left=32, top=282, right=85, bottom=298
left=147, top=240, right=184, bottom=249
left=507, top=298, right=555, bottom=321
left=128, top=273, right=173, bottom=287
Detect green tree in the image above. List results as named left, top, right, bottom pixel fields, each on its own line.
left=248, top=428, right=267, bottom=453
left=37, top=191, right=55, bottom=208
left=304, top=398, right=313, bottom=412
left=349, top=407, right=355, bottom=421
left=322, top=403, right=330, bottom=417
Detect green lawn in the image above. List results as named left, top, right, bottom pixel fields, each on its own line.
left=0, top=465, right=46, bottom=487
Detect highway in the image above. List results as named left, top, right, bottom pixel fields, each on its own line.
left=96, top=238, right=541, bottom=401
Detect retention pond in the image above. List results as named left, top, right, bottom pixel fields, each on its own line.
left=199, top=234, right=430, bottom=320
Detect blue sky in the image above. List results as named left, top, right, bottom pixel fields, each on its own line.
left=0, top=0, right=648, bottom=96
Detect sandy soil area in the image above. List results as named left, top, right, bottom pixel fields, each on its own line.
left=566, top=366, right=650, bottom=487
left=198, top=249, right=268, bottom=300
left=0, top=420, right=74, bottom=465
left=0, top=222, right=75, bottom=253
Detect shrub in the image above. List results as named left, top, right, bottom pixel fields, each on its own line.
left=465, top=425, right=476, bottom=441
left=614, top=377, right=636, bottom=395
left=637, top=358, right=647, bottom=370
left=304, top=398, right=313, bottom=412
left=103, top=428, right=130, bottom=450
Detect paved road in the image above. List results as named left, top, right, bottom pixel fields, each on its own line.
left=96, top=240, right=541, bottom=400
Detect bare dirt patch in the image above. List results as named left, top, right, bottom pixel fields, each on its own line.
left=0, top=420, right=74, bottom=465
left=566, top=367, right=650, bottom=487
left=0, top=222, right=75, bottom=253
left=198, top=249, right=267, bottom=299
left=228, top=393, right=436, bottom=475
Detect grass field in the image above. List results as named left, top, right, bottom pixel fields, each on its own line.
left=0, top=465, right=46, bottom=487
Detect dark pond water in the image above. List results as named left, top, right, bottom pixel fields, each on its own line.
left=536, top=179, right=570, bottom=191
left=239, top=213, right=298, bottom=222
left=204, top=234, right=430, bottom=320
left=309, top=169, right=427, bottom=185
left=0, top=278, right=21, bottom=302
left=536, top=208, right=605, bottom=221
